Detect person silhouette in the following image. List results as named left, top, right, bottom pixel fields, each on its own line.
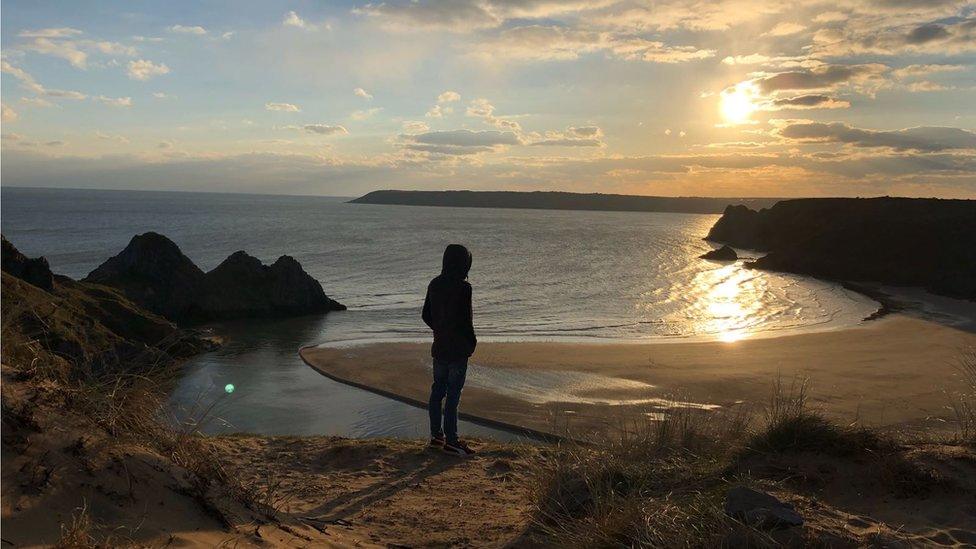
left=422, top=244, right=477, bottom=456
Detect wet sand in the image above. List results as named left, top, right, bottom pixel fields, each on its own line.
left=300, top=314, right=976, bottom=438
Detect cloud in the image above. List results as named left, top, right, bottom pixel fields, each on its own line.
left=5, top=145, right=974, bottom=199
left=354, top=0, right=610, bottom=32
left=20, top=97, right=54, bottom=108
left=402, top=121, right=430, bottom=133
left=906, top=23, right=951, bottom=44
left=158, top=140, right=174, bottom=149
left=399, top=129, right=521, bottom=155
left=751, top=63, right=888, bottom=94
left=1, top=61, right=45, bottom=94
left=88, top=41, right=137, bottom=56
left=768, top=94, right=851, bottom=109
left=722, top=54, right=772, bottom=65
left=127, top=59, right=170, bottom=81
left=426, top=104, right=452, bottom=118
left=2, top=61, right=90, bottom=101
left=438, top=90, right=461, bottom=103
left=281, top=10, right=329, bottom=31
left=904, top=81, right=952, bottom=92
left=44, top=89, right=88, bottom=100
left=95, top=132, right=130, bottom=143
left=567, top=126, right=602, bottom=138
left=152, top=92, right=174, bottom=99
left=466, top=98, right=521, bottom=131
left=529, top=137, right=603, bottom=147
left=2, top=103, right=18, bottom=122
left=529, top=125, right=605, bottom=147
left=591, top=1, right=783, bottom=32
left=351, top=108, right=383, bottom=120
left=353, top=1, right=499, bottom=32
left=283, top=11, right=309, bottom=28
left=778, top=122, right=976, bottom=152
left=266, top=102, right=301, bottom=112
left=301, top=124, right=349, bottom=135
left=167, top=25, right=207, bottom=35
left=21, top=36, right=88, bottom=68
left=891, top=64, right=965, bottom=79
left=16, top=28, right=138, bottom=69
left=18, top=27, right=83, bottom=38
left=472, top=25, right=714, bottom=63
left=410, top=129, right=521, bottom=146
left=813, top=11, right=847, bottom=23
left=93, top=95, right=133, bottom=107
left=763, top=22, right=805, bottom=36
left=354, top=87, right=373, bottom=100
left=812, top=15, right=976, bottom=56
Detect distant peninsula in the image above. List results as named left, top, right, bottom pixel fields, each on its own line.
left=350, top=190, right=780, bottom=214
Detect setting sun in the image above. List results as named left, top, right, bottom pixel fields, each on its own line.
left=720, top=84, right=758, bottom=125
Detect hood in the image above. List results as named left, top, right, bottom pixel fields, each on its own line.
left=441, top=244, right=472, bottom=280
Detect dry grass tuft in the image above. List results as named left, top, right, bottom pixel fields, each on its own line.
left=56, top=503, right=97, bottom=548
left=530, top=403, right=771, bottom=547
left=949, top=347, right=976, bottom=445
left=747, top=377, right=881, bottom=457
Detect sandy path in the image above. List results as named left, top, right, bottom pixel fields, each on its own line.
left=300, top=315, right=976, bottom=438
left=213, top=436, right=538, bottom=548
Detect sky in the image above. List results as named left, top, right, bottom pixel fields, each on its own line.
left=1, top=0, right=975, bottom=198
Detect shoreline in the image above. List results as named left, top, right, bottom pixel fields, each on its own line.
left=300, top=313, right=976, bottom=439
left=297, top=345, right=567, bottom=442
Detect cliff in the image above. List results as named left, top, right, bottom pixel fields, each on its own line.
left=351, top=190, right=779, bottom=214
left=84, top=232, right=345, bottom=323
left=705, top=197, right=976, bottom=299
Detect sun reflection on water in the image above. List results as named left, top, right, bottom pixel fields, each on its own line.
left=698, top=263, right=760, bottom=342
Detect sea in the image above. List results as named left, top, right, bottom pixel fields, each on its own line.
left=1, top=187, right=880, bottom=440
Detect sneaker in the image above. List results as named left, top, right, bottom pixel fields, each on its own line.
left=442, top=440, right=476, bottom=456
left=428, top=435, right=446, bottom=449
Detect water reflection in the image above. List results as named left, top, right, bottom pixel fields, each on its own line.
left=696, top=263, right=761, bottom=342
left=167, top=314, right=521, bottom=441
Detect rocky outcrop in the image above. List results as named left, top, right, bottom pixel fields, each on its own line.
left=193, top=251, right=346, bottom=321
left=84, top=232, right=205, bottom=320
left=2, top=236, right=54, bottom=291
left=705, top=198, right=976, bottom=300
left=84, top=232, right=345, bottom=323
left=700, top=245, right=737, bottom=261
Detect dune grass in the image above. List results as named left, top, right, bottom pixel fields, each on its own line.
left=530, top=399, right=770, bottom=547
left=949, top=347, right=976, bottom=445
left=528, top=372, right=961, bottom=547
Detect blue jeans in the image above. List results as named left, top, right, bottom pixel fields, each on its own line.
left=429, top=358, right=468, bottom=444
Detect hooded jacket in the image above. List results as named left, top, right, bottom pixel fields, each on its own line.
left=422, top=244, right=477, bottom=361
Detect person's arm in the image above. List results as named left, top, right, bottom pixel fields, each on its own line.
left=422, top=288, right=433, bottom=329
left=463, top=283, right=477, bottom=351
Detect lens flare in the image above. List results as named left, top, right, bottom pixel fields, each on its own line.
left=224, top=383, right=235, bottom=394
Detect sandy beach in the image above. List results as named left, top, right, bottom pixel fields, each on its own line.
left=301, top=313, right=976, bottom=438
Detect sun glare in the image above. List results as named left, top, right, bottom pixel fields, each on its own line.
left=720, top=84, right=758, bottom=125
